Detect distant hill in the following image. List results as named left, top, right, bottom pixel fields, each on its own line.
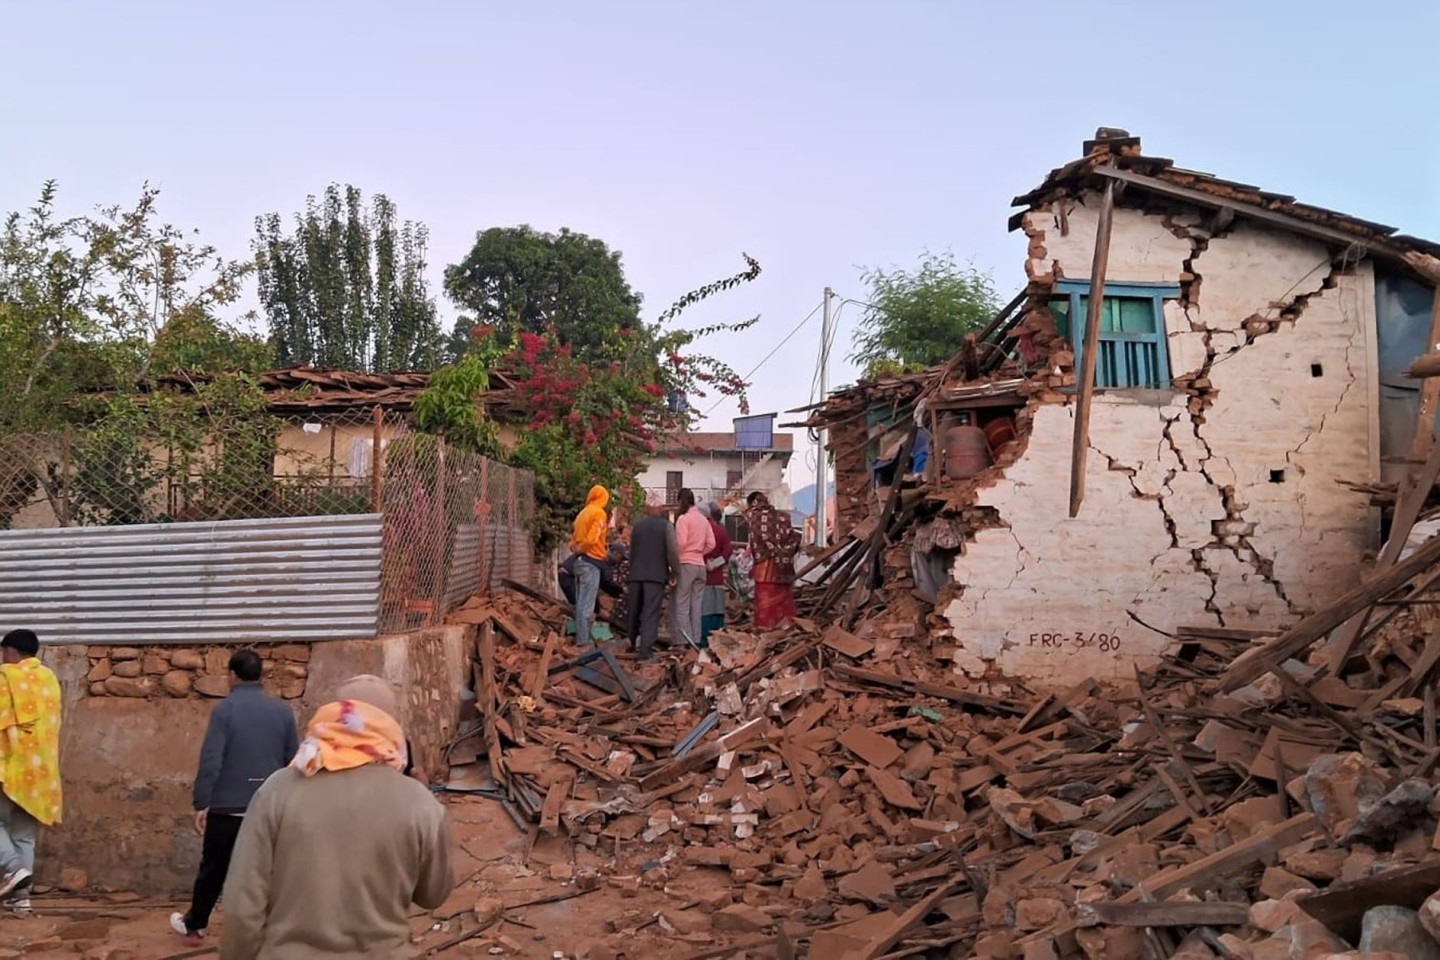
left=791, top=482, right=836, bottom=517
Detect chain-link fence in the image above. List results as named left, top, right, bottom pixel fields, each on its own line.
left=377, top=417, right=536, bottom=633
left=0, top=408, right=536, bottom=636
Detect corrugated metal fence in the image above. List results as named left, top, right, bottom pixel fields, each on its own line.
left=482, top=521, right=539, bottom=593
left=0, top=515, right=383, bottom=646
left=443, top=524, right=482, bottom=612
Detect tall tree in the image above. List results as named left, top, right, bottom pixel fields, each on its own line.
left=849, top=251, right=1000, bottom=378
left=255, top=185, right=441, bottom=372
left=444, top=225, right=642, bottom=362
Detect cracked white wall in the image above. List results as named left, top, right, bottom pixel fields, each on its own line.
left=946, top=200, right=1380, bottom=687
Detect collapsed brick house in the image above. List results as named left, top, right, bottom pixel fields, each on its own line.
left=807, top=130, right=1440, bottom=687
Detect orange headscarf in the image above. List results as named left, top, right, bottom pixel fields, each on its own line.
left=291, top=699, right=406, bottom=776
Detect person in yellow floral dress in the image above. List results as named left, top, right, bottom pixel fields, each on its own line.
left=0, top=629, right=63, bottom=908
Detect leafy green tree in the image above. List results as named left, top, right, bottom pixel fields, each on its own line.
left=255, top=185, right=441, bottom=372
left=848, top=251, right=1000, bottom=378
left=444, top=225, right=642, bottom=362
left=0, top=181, right=265, bottom=428
left=0, top=181, right=275, bottom=526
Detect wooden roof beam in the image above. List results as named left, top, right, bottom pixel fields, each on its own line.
left=1092, top=166, right=1408, bottom=262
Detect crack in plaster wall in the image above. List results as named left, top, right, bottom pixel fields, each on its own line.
left=1144, top=219, right=1354, bottom=621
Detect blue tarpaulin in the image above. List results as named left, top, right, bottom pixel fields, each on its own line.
left=872, top=428, right=930, bottom=479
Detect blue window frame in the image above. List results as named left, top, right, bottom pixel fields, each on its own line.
left=1050, top=281, right=1178, bottom=390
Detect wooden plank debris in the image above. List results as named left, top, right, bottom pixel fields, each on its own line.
left=1326, top=437, right=1440, bottom=668
left=1407, top=287, right=1440, bottom=461
left=823, top=624, right=876, bottom=659
left=1075, top=900, right=1250, bottom=928
left=441, top=530, right=1440, bottom=960
left=1297, top=862, right=1440, bottom=943
left=846, top=880, right=964, bottom=960
left=1217, top=531, right=1440, bottom=690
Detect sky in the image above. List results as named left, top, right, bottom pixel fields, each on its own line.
left=4, top=0, right=1438, bottom=493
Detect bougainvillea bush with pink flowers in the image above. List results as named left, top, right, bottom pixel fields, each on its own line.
left=416, top=256, right=760, bottom=547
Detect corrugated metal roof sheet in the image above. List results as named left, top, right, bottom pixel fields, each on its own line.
left=0, top=515, right=382, bottom=645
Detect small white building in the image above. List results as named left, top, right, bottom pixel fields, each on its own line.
left=637, top=414, right=794, bottom=512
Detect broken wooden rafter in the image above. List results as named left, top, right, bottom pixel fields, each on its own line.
left=548, top=647, right=636, bottom=702
left=1134, top=666, right=1209, bottom=813
left=1093, top=165, right=1421, bottom=269
left=1216, top=530, right=1440, bottom=691
left=1075, top=900, right=1249, bottom=928
left=638, top=718, right=767, bottom=792
left=849, top=879, right=966, bottom=960
left=1325, top=434, right=1440, bottom=668
left=476, top=621, right=506, bottom=790
left=1297, top=861, right=1440, bottom=945
left=1022, top=813, right=1319, bottom=950
left=1407, top=285, right=1440, bottom=462
left=829, top=663, right=1025, bottom=715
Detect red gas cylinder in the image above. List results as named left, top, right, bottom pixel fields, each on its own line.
left=983, top=416, right=1017, bottom=456
left=943, top=425, right=993, bottom=479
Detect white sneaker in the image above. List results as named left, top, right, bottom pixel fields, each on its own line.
left=170, top=911, right=206, bottom=941
left=0, top=868, right=30, bottom=899
left=4, top=896, right=30, bottom=916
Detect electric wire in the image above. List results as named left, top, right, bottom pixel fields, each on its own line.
left=702, top=301, right=824, bottom=416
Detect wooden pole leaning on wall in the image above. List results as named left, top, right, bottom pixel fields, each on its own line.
left=1068, top=177, right=1117, bottom=518
left=371, top=405, right=384, bottom=513
left=1405, top=285, right=1440, bottom=462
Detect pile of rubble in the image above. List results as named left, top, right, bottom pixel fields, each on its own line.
left=439, top=534, right=1440, bottom=959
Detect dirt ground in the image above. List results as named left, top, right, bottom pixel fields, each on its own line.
left=0, top=792, right=761, bottom=960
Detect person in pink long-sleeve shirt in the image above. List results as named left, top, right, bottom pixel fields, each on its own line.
left=671, top=488, right=715, bottom=648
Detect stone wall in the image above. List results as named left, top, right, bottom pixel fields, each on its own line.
left=943, top=198, right=1379, bottom=687
left=83, top=643, right=309, bottom=700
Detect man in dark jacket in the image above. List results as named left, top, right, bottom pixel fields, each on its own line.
left=170, top=649, right=298, bottom=944
left=626, top=493, right=680, bottom=660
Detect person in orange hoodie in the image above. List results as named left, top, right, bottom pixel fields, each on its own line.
left=569, top=485, right=610, bottom=646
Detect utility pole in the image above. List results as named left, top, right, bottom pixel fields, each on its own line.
left=814, top=287, right=833, bottom=547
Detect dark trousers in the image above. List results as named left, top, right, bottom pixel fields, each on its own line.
left=187, top=813, right=243, bottom=930
left=625, top=581, right=666, bottom=658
